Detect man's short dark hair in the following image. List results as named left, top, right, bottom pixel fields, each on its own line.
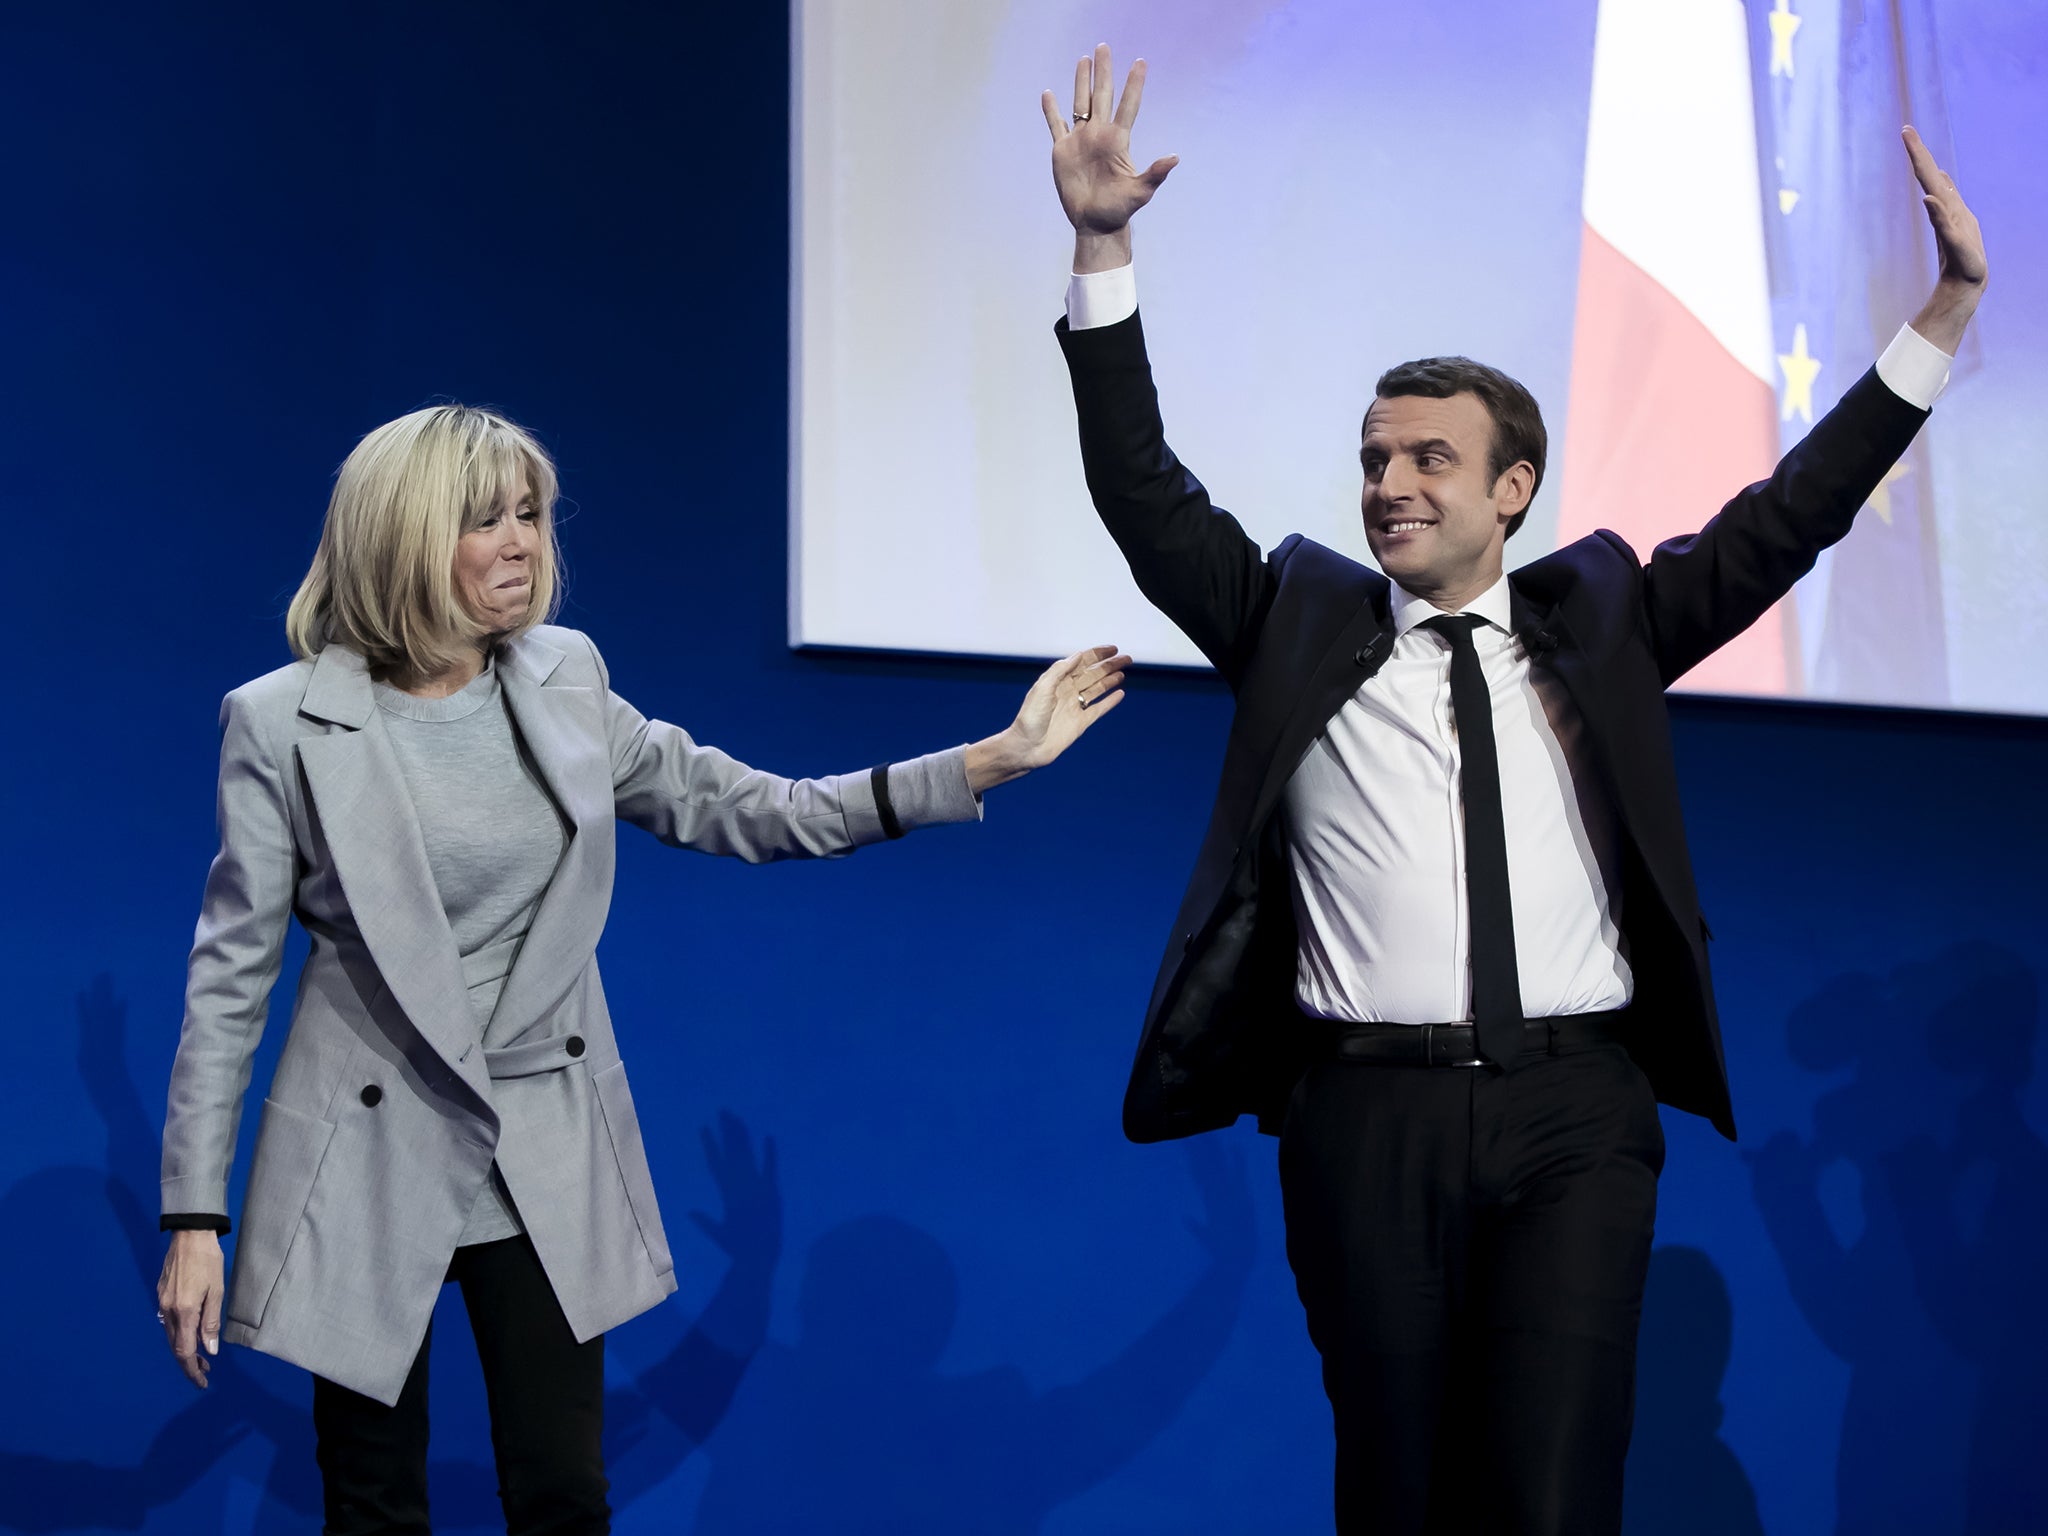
left=1370, top=357, right=1547, bottom=539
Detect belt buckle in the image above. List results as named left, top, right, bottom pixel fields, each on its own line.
left=1422, top=1023, right=1484, bottom=1069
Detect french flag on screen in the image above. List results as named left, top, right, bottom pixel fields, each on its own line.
left=1557, top=0, right=1955, bottom=703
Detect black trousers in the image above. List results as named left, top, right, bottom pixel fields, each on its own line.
left=312, top=1233, right=610, bottom=1536
left=1279, top=1040, right=1664, bottom=1536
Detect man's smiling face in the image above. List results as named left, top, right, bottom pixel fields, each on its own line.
left=1359, top=391, right=1528, bottom=604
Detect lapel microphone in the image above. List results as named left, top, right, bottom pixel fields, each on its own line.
left=1354, top=632, right=1391, bottom=669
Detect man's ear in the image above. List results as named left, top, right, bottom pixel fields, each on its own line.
left=1493, top=461, right=1536, bottom=522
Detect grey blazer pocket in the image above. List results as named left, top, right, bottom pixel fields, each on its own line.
left=226, top=1097, right=337, bottom=1330
left=590, top=1062, right=674, bottom=1277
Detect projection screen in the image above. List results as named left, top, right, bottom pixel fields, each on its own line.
left=791, top=0, right=2046, bottom=716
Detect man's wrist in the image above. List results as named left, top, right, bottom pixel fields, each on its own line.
left=1073, top=227, right=1133, bottom=274
left=1910, top=278, right=1983, bottom=355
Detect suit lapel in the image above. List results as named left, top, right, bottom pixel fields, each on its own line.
left=294, top=648, right=495, bottom=1112
left=487, top=635, right=616, bottom=1046
left=1246, top=590, right=1394, bottom=836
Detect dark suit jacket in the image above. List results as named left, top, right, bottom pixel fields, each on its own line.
left=1057, top=310, right=1929, bottom=1145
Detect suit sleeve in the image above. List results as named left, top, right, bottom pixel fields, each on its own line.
left=587, top=635, right=981, bottom=860
left=1635, top=366, right=1930, bottom=686
left=161, top=688, right=299, bottom=1226
left=1056, top=311, right=1279, bottom=685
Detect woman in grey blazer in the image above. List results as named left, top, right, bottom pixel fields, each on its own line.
left=153, top=403, right=1128, bottom=1534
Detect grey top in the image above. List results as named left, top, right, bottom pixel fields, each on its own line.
left=376, top=657, right=567, bottom=1244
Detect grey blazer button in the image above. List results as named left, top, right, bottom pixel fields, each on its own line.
left=360, top=1084, right=383, bottom=1107
left=1355, top=648, right=1372, bottom=665
left=565, top=1036, right=586, bottom=1058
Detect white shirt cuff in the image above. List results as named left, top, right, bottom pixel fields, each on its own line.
left=1874, top=324, right=1953, bottom=411
left=1065, top=263, right=1138, bottom=331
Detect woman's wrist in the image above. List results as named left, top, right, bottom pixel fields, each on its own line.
left=964, top=729, right=1035, bottom=795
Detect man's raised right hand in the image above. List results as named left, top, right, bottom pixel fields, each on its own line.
left=1041, top=44, right=1177, bottom=270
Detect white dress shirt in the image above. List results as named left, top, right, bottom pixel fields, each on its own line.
left=1281, top=579, right=1630, bottom=1023
left=1065, top=262, right=1954, bottom=1025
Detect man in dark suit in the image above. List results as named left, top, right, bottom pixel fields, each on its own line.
left=1039, top=44, right=1986, bottom=1536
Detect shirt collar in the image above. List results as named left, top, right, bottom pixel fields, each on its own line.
left=1388, top=574, right=1514, bottom=639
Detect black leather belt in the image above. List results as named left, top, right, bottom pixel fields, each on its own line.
left=1326, top=1009, right=1628, bottom=1068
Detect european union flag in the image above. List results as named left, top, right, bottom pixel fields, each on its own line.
left=1749, top=0, right=1967, bottom=707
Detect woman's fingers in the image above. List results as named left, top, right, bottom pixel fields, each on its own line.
left=169, top=1302, right=210, bottom=1387
left=1077, top=689, right=1126, bottom=725
left=1081, top=651, right=1130, bottom=696
left=1073, top=54, right=1091, bottom=122
left=1091, top=43, right=1115, bottom=123
left=1065, top=647, right=1131, bottom=706
left=159, top=1236, right=223, bottom=1388
left=1081, top=664, right=1131, bottom=707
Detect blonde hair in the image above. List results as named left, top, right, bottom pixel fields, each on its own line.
left=286, top=404, right=564, bottom=680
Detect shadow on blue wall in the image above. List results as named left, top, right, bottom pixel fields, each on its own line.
left=1744, top=944, right=2044, bottom=1536
left=1625, top=1245, right=1765, bottom=1536
left=1891, top=946, right=2047, bottom=1534
left=0, top=978, right=762, bottom=1532
left=653, top=1140, right=1252, bottom=1534
left=2, top=978, right=1249, bottom=1533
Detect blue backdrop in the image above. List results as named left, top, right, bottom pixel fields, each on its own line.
left=4, top=5, right=2044, bottom=1533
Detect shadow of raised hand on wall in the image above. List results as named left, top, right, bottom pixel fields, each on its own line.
left=1885, top=944, right=2048, bottom=1536
left=1744, top=962, right=1975, bottom=1535
left=2, top=975, right=763, bottom=1534
left=640, top=1136, right=1255, bottom=1535
left=0, top=976, right=260, bottom=1534
left=1623, top=1245, right=1763, bottom=1536
left=596, top=1110, right=785, bottom=1510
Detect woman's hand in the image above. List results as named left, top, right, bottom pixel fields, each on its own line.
left=966, top=645, right=1131, bottom=794
left=157, top=1230, right=225, bottom=1388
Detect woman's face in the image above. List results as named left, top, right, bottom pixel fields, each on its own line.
left=455, top=484, right=542, bottom=633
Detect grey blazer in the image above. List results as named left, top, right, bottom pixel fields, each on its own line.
left=161, top=624, right=979, bottom=1403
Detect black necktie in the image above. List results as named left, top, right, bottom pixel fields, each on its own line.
left=1421, top=614, right=1524, bottom=1068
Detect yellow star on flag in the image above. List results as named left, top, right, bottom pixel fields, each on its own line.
left=1779, top=188, right=1800, bottom=214
left=1778, top=323, right=1822, bottom=423
left=1866, top=461, right=1911, bottom=525
left=1769, top=0, right=1802, bottom=77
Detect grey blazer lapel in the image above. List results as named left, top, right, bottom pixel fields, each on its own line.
left=294, top=647, right=496, bottom=1113
left=489, top=633, right=616, bottom=1047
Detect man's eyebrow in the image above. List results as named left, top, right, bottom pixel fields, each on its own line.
left=1359, top=436, right=1461, bottom=460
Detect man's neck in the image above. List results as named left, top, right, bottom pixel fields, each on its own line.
left=1397, top=567, right=1504, bottom=617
